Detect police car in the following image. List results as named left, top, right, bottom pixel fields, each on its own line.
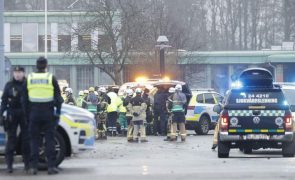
left=0, top=103, right=96, bottom=169
left=186, top=89, right=223, bottom=135
left=214, top=68, right=295, bottom=158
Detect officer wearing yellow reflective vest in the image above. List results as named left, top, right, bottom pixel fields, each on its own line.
left=107, top=90, right=122, bottom=136
left=23, top=57, right=63, bottom=175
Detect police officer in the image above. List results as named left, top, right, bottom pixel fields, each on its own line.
left=128, top=88, right=148, bottom=143
left=0, top=66, right=30, bottom=173
left=23, top=57, right=63, bottom=175
left=168, top=84, right=187, bottom=142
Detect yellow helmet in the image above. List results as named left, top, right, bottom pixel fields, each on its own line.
left=88, top=87, right=95, bottom=92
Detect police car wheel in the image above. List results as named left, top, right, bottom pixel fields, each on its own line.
left=218, top=135, right=230, bottom=158
left=282, top=135, right=295, bottom=157
left=38, top=131, right=66, bottom=170
left=196, top=116, right=210, bottom=135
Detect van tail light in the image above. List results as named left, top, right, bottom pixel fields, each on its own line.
left=285, top=111, right=293, bottom=132
left=220, top=111, right=229, bottom=132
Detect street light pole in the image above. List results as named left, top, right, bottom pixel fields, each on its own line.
left=159, top=47, right=165, bottom=78
left=0, top=0, right=5, bottom=90
left=44, top=0, right=48, bottom=58
left=156, top=36, right=170, bottom=78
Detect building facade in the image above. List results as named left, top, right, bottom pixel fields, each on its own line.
left=3, top=11, right=295, bottom=95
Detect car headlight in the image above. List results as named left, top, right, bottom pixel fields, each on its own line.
left=65, top=114, right=95, bottom=125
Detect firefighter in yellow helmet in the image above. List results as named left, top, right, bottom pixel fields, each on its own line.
left=23, top=57, right=63, bottom=175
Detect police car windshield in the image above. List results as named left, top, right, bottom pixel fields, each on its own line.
left=282, top=89, right=295, bottom=105
left=226, top=89, right=287, bottom=109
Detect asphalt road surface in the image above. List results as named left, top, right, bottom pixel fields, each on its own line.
left=1, top=131, right=295, bottom=180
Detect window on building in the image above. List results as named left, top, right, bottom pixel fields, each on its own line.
left=22, top=23, right=38, bottom=52
left=211, top=65, right=229, bottom=95
left=77, top=66, right=94, bottom=90
left=58, top=24, right=71, bottom=52
left=10, top=24, right=22, bottom=52
left=98, top=34, right=112, bottom=52
left=184, top=64, right=207, bottom=89
left=204, top=93, right=215, bottom=104
left=38, top=23, right=51, bottom=52
left=55, top=66, right=70, bottom=83
left=78, top=35, right=91, bottom=51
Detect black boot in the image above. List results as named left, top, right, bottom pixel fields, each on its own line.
left=6, top=165, right=13, bottom=174
left=29, top=168, right=38, bottom=175
left=211, top=144, right=218, bottom=150
left=48, top=167, right=59, bottom=175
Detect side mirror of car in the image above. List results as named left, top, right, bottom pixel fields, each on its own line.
left=290, top=105, right=295, bottom=112
left=213, top=104, right=222, bottom=114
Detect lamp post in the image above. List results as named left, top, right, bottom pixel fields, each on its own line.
left=45, top=0, right=48, bottom=58
left=156, top=36, right=170, bottom=78
left=0, top=0, right=4, bottom=90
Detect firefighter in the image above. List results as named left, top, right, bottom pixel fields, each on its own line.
left=124, top=89, right=134, bottom=142
left=83, top=89, right=89, bottom=99
left=23, top=57, right=63, bottom=175
left=128, top=88, right=148, bottom=143
left=118, top=91, right=128, bottom=136
left=83, top=87, right=99, bottom=113
left=61, top=86, right=67, bottom=101
left=76, top=91, right=85, bottom=108
left=168, top=84, right=187, bottom=142
left=64, top=88, right=76, bottom=106
left=164, top=87, right=175, bottom=141
left=96, top=87, right=110, bottom=140
left=142, top=88, right=153, bottom=135
left=0, top=66, right=30, bottom=173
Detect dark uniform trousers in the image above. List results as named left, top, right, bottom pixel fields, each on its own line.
left=29, top=105, right=56, bottom=168
left=5, top=109, right=30, bottom=168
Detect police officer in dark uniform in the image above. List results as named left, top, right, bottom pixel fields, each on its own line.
left=0, top=66, right=30, bottom=173
left=23, top=57, right=63, bottom=175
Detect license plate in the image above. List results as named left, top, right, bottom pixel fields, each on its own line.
left=244, top=134, right=269, bottom=140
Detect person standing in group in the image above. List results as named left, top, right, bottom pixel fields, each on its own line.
left=168, top=84, right=187, bottom=142
left=153, top=87, right=169, bottom=136
left=76, top=91, right=85, bottom=108
left=124, top=89, right=134, bottom=142
left=83, top=87, right=99, bottom=114
left=0, top=66, right=30, bottom=173
left=107, top=89, right=121, bottom=136
left=118, top=91, right=128, bottom=136
left=23, top=57, right=63, bottom=175
left=164, top=87, right=175, bottom=141
left=64, top=88, right=76, bottom=106
left=128, top=88, right=148, bottom=143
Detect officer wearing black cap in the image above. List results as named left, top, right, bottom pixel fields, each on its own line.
left=0, top=66, right=30, bottom=173
left=23, top=57, right=63, bottom=175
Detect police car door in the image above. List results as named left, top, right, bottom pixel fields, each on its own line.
left=204, top=93, right=219, bottom=123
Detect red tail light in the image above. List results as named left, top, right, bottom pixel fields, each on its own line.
left=220, top=111, right=229, bottom=132
left=187, top=106, right=194, bottom=110
left=285, top=111, right=293, bottom=132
